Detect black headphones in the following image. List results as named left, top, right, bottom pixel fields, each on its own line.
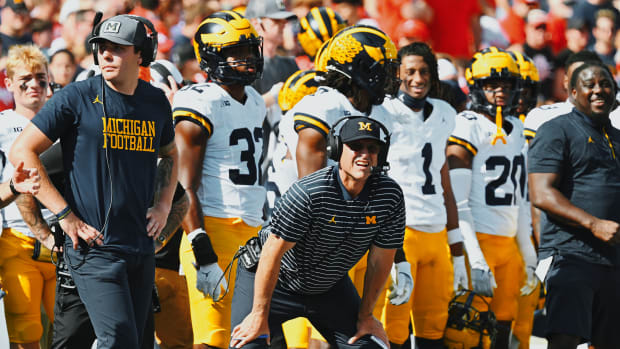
left=326, top=116, right=391, bottom=173
left=91, top=13, right=158, bottom=67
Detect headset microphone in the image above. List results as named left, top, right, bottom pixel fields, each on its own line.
left=92, top=11, right=103, bottom=29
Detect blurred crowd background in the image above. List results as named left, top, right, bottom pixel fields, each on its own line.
left=1, top=0, right=620, bottom=119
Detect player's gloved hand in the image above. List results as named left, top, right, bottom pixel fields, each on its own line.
left=520, top=266, right=538, bottom=296
left=195, top=262, right=227, bottom=299
left=452, top=255, right=469, bottom=292
left=387, top=261, right=413, bottom=305
left=188, top=228, right=226, bottom=299
left=470, top=267, right=497, bottom=297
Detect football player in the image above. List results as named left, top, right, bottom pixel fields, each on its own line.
left=173, top=11, right=266, bottom=349
left=265, top=69, right=319, bottom=219
left=0, top=44, right=57, bottom=349
left=380, top=42, right=467, bottom=349
left=446, top=47, right=537, bottom=349
left=296, top=6, right=347, bottom=68
left=289, top=24, right=399, bottom=178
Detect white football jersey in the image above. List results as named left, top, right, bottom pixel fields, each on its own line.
left=172, top=83, right=267, bottom=227
left=383, top=97, right=456, bottom=231
left=263, top=107, right=298, bottom=219
left=0, top=110, right=55, bottom=237
left=286, top=86, right=391, bottom=164
left=524, top=100, right=573, bottom=140
left=449, top=110, right=527, bottom=237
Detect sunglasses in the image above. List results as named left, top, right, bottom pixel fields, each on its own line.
left=347, top=141, right=381, bottom=154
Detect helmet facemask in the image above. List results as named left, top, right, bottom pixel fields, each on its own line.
left=202, top=38, right=264, bottom=85
left=466, top=47, right=521, bottom=116
left=470, top=76, right=520, bottom=116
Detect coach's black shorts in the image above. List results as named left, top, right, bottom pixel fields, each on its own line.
left=230, top=263, right=384, bottom=349
left=544, top=254, right=620, bottom=347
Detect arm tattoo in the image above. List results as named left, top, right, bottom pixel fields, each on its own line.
left=153, top=157, right=173, bottom=205
left=154, top=192, right=189, bottom=252
left=15, top=195, right=51, bottom=239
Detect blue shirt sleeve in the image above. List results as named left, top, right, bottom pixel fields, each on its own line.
left=31, top=85, right=78, bottom=142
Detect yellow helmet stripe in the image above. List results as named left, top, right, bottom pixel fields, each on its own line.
left=315, top=7, right=333, bottom=41
left=330, top=26, right=397, bottom=62
left=300, top=16, right=319, bottom=42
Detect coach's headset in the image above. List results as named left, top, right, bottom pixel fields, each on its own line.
left=326, top=116, right=391, bottom=174
left=91, top=13, right=158, bottom=67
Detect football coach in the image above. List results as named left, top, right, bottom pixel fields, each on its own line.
left=229, top=116, right=405, bottom=349
left=9, top=14, right=178, bottom=348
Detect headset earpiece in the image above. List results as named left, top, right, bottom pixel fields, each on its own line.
left=326, top=125, right=341, bottom=162
left=91, top=14, right=158, bottom=67
left=125, top=15, right=158, bottom=67
left=326, top=116, right=391, bottom=172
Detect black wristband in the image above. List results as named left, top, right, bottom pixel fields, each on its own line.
left=55, top=206, right=72, bottom=221
left=191, top=233, right=218, bottom=265
left=394, top=248, right=406, bottom=263
left=9, top=178, right=19, bottom=196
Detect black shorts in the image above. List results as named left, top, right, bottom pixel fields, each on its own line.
left=544, top=254, right=620, bottom=347
left=230, top=263, right=384, bottom=349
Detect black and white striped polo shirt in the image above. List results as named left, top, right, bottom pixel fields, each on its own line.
left=260, top=166, right=405, bottom=295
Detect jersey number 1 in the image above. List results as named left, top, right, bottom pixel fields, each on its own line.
left=421, top=143, right=436, bottom=195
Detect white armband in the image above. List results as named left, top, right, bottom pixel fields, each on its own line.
left=450, top=168, right=488, bottom=271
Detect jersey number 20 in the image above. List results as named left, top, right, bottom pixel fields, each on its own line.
left=485, top=154, right=526, bottom=206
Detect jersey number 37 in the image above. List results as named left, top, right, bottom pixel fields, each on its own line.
left=229, top=127, right=263, bottom=185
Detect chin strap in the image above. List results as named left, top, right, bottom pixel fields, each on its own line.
left=491, top=106, right=507, bottom=145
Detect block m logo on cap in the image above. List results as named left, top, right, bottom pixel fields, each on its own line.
left=358, top=122, right=372, bottom=131
left=103, top=21, right=121, bottom=33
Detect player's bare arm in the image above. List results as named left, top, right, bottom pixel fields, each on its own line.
left=296, top=127, right=327, bottom=178
left=351, top=244, right=395, bottom=346
left=446, top=144, right=473, bottom=170
left=231, top=234, right=295, bottom=348
left=530, top=172, right=620, bottom=244
left=147, top=140, right=179, bottom=239
left=15, top=194, right=55, bottom=250
left=9, top=122, right=100, bottom=249
left=176, top=120, right=208, bottom=232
